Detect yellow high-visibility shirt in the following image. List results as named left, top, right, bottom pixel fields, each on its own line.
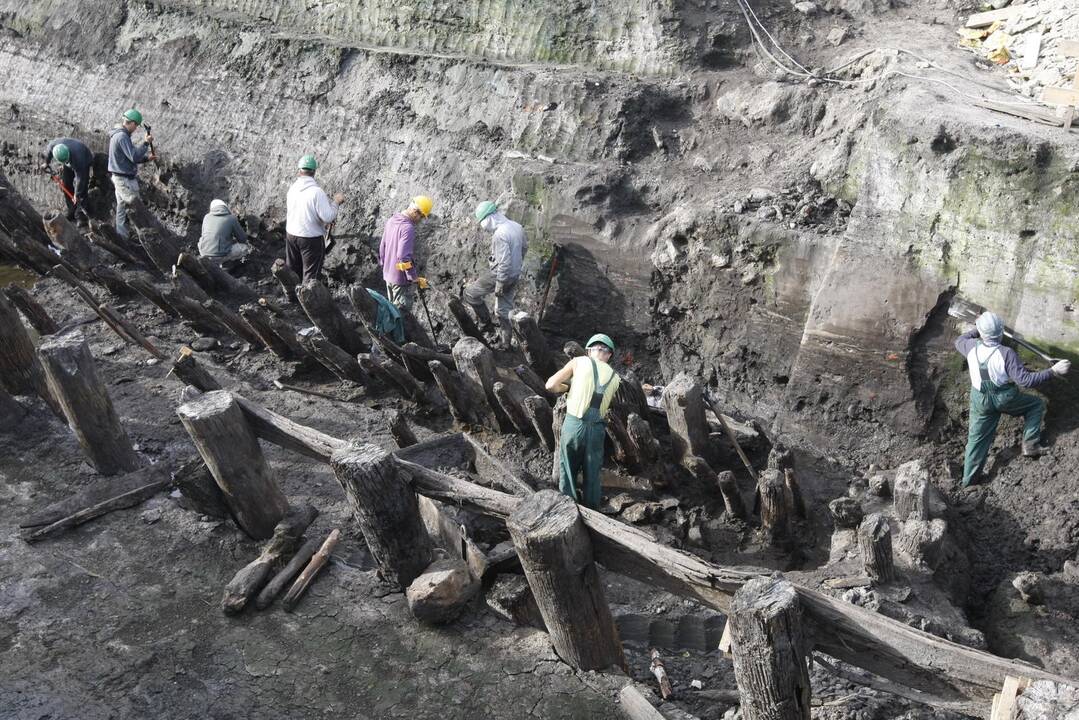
left=565, top=356, right=620, bottom=419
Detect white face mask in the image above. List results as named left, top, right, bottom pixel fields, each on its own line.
left=480, top=215, right=496, bottom=233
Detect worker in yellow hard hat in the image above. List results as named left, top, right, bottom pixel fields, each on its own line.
left=379, top=195, right=433, bottom=310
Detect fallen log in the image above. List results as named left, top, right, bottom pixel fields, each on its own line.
left=448, top=296, right=490, bottom=347
left=389, top=410, right=419, bottom=448
left=296, top=279, right=365, bottom=355
left=239, top=303, right=306, bottom=360
left=0, top=229, right=53, bottom=275
left=232, top=392, right=346, bottom=462
left=271, top=258, right=299, bottom=303
left=0, top=292, right=61, bottom=416
left=203, top=298, right=265, bottom=348
left=20, top=463, right=174, bottom=528
left=25, top=465, right=172, bottom=542
left=137, top=227, right=183, bottom=276
left=523, top=395, right=555, bottom=451
left=4, top=283, right=58, bottom=335
left=255, top=535, right=321, bottom=610
left=90, top=220, right=153, bottom=270
left=221, top=504, right=319, bottom=614
left=282, top=528, right=340, bottom=612
left=296, top=328, right=368, bottom=385
left=401, top=340, right=454, bottom=368
left=273, top=379, right=347, bottom=403
left=171, top=345, right=223, bottom=392
left=172, top=457, right=231, bottom=518
left=163, top=287, right=231, bottom=336
left=493, top=380, right=534, bottom=436
left=510, top=311, right=555, bottom=376
left=110, top=268, right=177, bottom=317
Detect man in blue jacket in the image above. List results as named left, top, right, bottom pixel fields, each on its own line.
left=107, top=108, right=155, bottom=239
left=41, top=138, right=94, bottom=224
left=956, top=311, right=1070, bottom=486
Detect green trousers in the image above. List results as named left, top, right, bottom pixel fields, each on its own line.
left=962, top=383, right=1044, bottom=486
left=558, top=414, right=606, bottom=509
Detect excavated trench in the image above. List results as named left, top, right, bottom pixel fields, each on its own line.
left=1, top=0, right=1079, bottom=718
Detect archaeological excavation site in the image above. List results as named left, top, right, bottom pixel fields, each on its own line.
left=2, top=0, right=1079, bottom=718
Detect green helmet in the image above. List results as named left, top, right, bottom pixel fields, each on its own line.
left=474, top=200, right=498, bottom=223
left=298, top=154, right=318, bottom=171
left=585, top=333, right=615, bottom=352
left=52, top=144, right=71, bottom=164
left=123, top=108, right=143, bottom=125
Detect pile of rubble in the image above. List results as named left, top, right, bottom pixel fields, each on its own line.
left=729, top=177, right=852, bottom=233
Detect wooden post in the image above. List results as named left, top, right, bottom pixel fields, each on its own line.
left=296, top=279, right=365, bottom=355
left=626, top=413, right=660, bottom=467
left=137, top=228, right=183, bottom=277
left=42, top=211, right=95, bottom=269
left=330, top=442, right=436, bottom=588
left=0, top=292, right=61, bottom=418
left=295, top=328, right=368, bottom=384
left=271, top=258, right=299, bottom=302
left=514, top=364, right=554, bottom=400
left=0, top=385, right=26, bottom=431
left=87, top=221, right=145, bottom=266
left=894, top=460, right=930, bottom=521
left=177, top=390, right=290, bottom=540
left=859, top=513, right=895, bottom=585
left=4, top=284, right=58, bottom=335
left=662, top=373, right=711, bottom=464
left=172, top=457, right=230, bottom=518
left=729, top=574, right=812, bottom=720
left=162, top=288, right=230, bottom=336
left=38, top=332, right=143, bottom=475
left=240, top=303, right=306, bottom=360
left=758, top=469, right=793, bottom=546
left=172, top=346, right=222, bottom=392
left=428, top=360, right=472, bottom=424
left=510, top=311, right=555, bottom=376
left=524, top=395, right=556, bottom=451
left=606, top=413, right=640, bottom=471
left=507, top=489, right=625, bottom=671
left=376, top=356, right=428, bottom=402
left=192, top=253, right=258, bottom=302
left=493, top=381, right=534, bottom=436
left=114, top=269, right=178, bottom=317
left=551, top=395, right=567, bottom=483
left=448, top=296, right=490, bottom=346
left=452, top=336, right=507, bottom=431
left=686, top=456, right=746, bottom=519
left=389, top=410, right=419, bottom=448
left=176, top=251, right=216, bottom=293
left=221, top=504, right=319, bottom=614
left=202, top=298, right=265, bottom=347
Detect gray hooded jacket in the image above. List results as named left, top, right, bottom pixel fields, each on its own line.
left=107, top=127, right=151, bottom=177
left=484, top=213, right=527, bottom=283
left=198, top=202, right=247, bottom=257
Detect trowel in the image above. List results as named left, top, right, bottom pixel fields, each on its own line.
left=948, top=297, right=1060, bottom=363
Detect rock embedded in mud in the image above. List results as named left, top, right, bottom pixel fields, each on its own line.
left=406, top=558, right=480, bottom=624
left=868, top=474, right=890, bottom=497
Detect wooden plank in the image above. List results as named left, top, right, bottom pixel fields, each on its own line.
left=718, top=619, right=733, bottom=655
left=966, top=7, right=1018, bottom=28
left=1040, top=86, right=1079, bottom=107
left=619, top=685, right=668, bottom=720
left=990, top=675, right=1031, bottom=720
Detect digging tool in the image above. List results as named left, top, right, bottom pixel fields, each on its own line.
left=538, top=243, right=563, bottom=323
left=948, top=297, right=1061, bottom=363
left=143, top=123, right=156, bottom=161
left=704, top=390, right=758, bottom=483
left=323, top=221, right=336, bottom=255
left=49, top=173, right=76, bottom=203
left=416, top=278, right=440, bottom=344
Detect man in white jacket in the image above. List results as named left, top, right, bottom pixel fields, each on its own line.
left=465, top=201, right=528, bottom=348
left=285, top=154, right=343, bottom=282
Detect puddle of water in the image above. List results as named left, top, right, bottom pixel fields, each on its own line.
left=0, top=263, right=37, bottom=289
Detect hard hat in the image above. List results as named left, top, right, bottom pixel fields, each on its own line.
left=298, top=154, right=318, bottom=171
left=976, top=311, right=1004, bottom=341
left=412, top=195, right=433, bottom=217
left=123, top=108, right=143, bottom=125
left=474, top=200, right=498, bottom=223
left=52, top=144, right=71, bottom=164
left=586, top=333, right=615, bottom=352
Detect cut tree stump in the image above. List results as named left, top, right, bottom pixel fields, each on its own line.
left=330, top=442, right=436, bottom=588
left=524, top=395, right=556, bottom=451
left=172, top=457, right=230, bottom=518
left=507, top=489, right=625, bottom=671
left=389, top=410, right=419, bottom=448
left=42, top=211, right=95, bottom=269
left=428, top=360, right=472, bottom=424
left=172, top=346, right=223, bottom=392
left=0, top=291, right=61, bottom=416
left=758, top=469, right=793, bottom=547
left=514, top=364, right=554, bottom=400
left=38, top=331, right=142, bottom=475
left=221, top=504, right=318, bottom=614
left=894, top=460, right=930, bottom=521
left=510, top=310, right=555, bottom=376
left=686, top=457, right=746, bottom=520
left=448, top=296, right=490, bottom=347
left=452, top=336, right=507, bottom=431
left=729, top=574, right=812, bottom=720
left=493, top=380, right=534, bottom=436
left=4, top=284, right=58, bottom=335
left=296, top=328, right=368, bottom=384
left=271, top=258, right=300, bottom=303
left=296, top=279, right=365, bottom=355
left=663, top=373, right=711, bottom=464
left=282, top=528, right=340, bottom=612
left=177, top=390, right=290, bottom=540
left=859, top=513, right=895, bottom=585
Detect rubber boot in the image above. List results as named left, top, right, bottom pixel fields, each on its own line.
left=1021, top=440, right=1045, bottom=458
left=497, top=318, right=513, bottom=350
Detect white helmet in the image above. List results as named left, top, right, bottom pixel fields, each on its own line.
left=976, top=311, right=1003, bottom=341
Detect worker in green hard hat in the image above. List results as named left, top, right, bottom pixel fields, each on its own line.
left=41, top=138, right=94, bottom=224
left=545, top=333, right=621, bottom=509
left=107, top=108, right=155, bottom=239
left=285, top=154, right=344, bottom=282
left=464, top=200, right=528, bottom=349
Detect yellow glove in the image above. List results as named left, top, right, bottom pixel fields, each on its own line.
left=395, top=260, right=414, bottom=272
left=416, top=277, right=429, bottom=290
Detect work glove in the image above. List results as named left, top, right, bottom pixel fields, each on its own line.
left=1051, top=359, right=1071, bottom=376
left=416, top=277, right=429, bottom=290
left=395, top=260, right=414, bottom=272
left=332, top=192, right=345, bottom=204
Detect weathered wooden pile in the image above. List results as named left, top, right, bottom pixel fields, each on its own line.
left=3, top=200, right=1078, bottom=720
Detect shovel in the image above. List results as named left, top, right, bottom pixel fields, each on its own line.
left=948, top=297, right=1060, bottom=363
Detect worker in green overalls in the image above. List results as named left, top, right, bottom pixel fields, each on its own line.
left=545, top=334, right=621, bottom=508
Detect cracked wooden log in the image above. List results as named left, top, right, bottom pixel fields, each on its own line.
left=42, top=211, right=95, bottom=270
left=163, top=287, right=230, bottom=336
left=0, top=385, right=25, bottom=431
left=493, top=380, right=533, bottom=436
left=514, top=364, right=553, bottom=401
left=108, top=268, right=177, bottom=317
left=330, top=442, right=435, bottom=589
left=221, top=504, right=319, bottom=614
left=729, top=575, right=811, bottom=720
left=612, top=371, right=650, bottom=422
left=524, top=395, right=556, bottom=452
left=296, top=328, right=368, bottom=384
left=606, top=412, right=640, bottom=472
left=176, top=251, right=215, bottom=293
left=626, top=413, right=660, bottom=468
left=448, top=296, right=490, bottom=347
left=281, top=528, right=340, bottom=612
left=452, top=336, right=506, bottom=431
left=296, top=279, right=365, bottom=355
left=507, top=489, right=625, bottom=672
left=551, top=395, right=567, bottom=483
left=177, top=390, right=290, bottom=540
left=0, top=229, right=54, bottom=275
left=172, top=456, right=230, bottom=518
left=663, top=373, right=711, bottom=464
left=510, top=310, right=555, bottom=376
left=271, top=258, right=299, bottom=303
left=860, top=513, right=896, bottom=585
left=202, top=298, right=264, bottom=348
left=239, top=303, right=305, bottom=360
left=255, top=534, right=321, bottom=610
left=171, top=346, right=223, bottom=393
left=171, top=266, right=212, bottom=305
left=88, top=220, right=148, bottom=268
left=4, top=283, right=57, bottom=335
left=894, top=460, right=930, bottom=522
left=389, top=410, right=419, bottom=448
left=427, top=360, right=473, bottom=424
left=377, top=355, right=428, bottom=403
left=199, top=255, right=259, bottom=302
left=686, top=457, right=747, bottom=520
left=136, top=227, right=183, bottom=277
left=38, top=331, right=142, bottom=475
left=758, top=469, right=793, bottom=547
left=231, top=392, right=345, bottom=462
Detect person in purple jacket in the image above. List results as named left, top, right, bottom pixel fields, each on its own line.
left=955, top=311, right=1070, bottom=486
left=378, top=195, right=433, bottom=310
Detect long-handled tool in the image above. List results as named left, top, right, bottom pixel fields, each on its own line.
left=416, top=279, right=440, bottom=344
left=144, top=123, right=156, bottom=161
left=537, top=243, right=563, bottom=323
left=323, top=221, right=336, bottom=254
left=948, top=297, right=1060, bottom=363
left=704, top=390, right=758, bottom=483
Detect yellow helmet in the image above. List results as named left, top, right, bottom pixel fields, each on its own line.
left=411, top=195, right=433, bottom=217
